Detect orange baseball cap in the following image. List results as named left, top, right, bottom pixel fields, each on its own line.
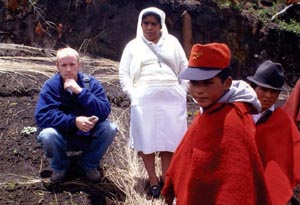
left=179, top=43, right=231, bottom=80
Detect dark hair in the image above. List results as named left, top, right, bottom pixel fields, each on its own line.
left=249, top=82, right=257, bottom=89
left=216, top=67, right=231, bottom=82
left=142, top=11, right=162, bottom=28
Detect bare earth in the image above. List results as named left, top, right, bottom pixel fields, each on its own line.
left=0, top=44, right=298, bottom=205
left=0, top=46, right=127, bottom=204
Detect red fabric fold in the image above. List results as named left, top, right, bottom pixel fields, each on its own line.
left=283, top=79, right=300, bottom=128
left=162, top=102, right=271, bottom=205
left=255, top=108, right=300, bottom=205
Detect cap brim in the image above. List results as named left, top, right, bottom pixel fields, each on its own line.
left=247, top=76, right=286, bottom=91
left=179, top=67, right=222, bottom=80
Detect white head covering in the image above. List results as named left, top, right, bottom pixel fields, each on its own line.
left=219, top=80, right=262, bottom=113
left=136, top=7, right=169, bottom=39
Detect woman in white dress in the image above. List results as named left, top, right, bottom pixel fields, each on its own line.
left=119, top=7, right=188, bottom=198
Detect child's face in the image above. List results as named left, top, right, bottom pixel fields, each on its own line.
left=189, top=76, right=232, bottom=109
left=254, top=86, right=280, bottom=111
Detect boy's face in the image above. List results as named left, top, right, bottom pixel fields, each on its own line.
left=189, top=76, right=232, bottom=109
left=56, top=54, right=80, bottom=82
left=254, top=85, right=280, bottom=111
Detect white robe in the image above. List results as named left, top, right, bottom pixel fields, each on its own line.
left=119, top=7, right=188, bottom=153
left=130, top=84, right=187, bottom=154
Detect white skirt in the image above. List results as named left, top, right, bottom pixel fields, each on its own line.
left=130, top=84, right=187, bottom=154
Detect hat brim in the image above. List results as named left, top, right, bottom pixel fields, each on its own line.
left=247, top=76, right=286, bottom=91
left=179, top=67, right=222, bottom=80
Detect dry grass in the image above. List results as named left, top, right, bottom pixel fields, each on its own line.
left=103, top=107, right=165, bottom=205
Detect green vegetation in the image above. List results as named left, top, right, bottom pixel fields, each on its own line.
left=217, top=0, right=300, bottom=35
left=278, top=19, right=300, bottom=35
left=4, top=182, right=16, bottom=191
left=217, top=0, right=244, bottom=11
left=21, top=126, right=37, bottom=135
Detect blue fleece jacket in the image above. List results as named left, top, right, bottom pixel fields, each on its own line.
left=35, top=72, right=111, bottom=135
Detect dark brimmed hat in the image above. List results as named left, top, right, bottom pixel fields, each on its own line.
left=247, top=60, right=285, bottom=91
left=179, top=43, right=231, bottom=80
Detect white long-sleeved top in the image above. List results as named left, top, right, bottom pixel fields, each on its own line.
left=119, top=34, right=188, bottom=99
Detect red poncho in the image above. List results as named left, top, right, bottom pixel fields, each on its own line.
left=283, top=80, right=300, bottom=129
left=162, top=102, right=271, bottom=205
left=255, top=108, right=300, bottom=205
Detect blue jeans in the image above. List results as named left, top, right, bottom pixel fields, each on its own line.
left=37, top=120, right=117, bottom=173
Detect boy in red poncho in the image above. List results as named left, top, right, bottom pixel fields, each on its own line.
left=162, top=43, right=271, bottom=205
left=247, top=60, right=300, bottom=205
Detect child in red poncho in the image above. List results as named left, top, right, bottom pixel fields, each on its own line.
left=247, top=60, right=300, bottom=205
left=162, top=43, right=271, bottom=205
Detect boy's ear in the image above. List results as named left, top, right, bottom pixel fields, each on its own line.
left=78, top=62, right=82, bottom=71
left=224, top=76, right=232, bottom=90
left=56, top=62, right=59, bottom=71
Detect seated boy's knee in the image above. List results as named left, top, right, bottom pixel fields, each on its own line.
left=37, top=128, right=59, bottom=144
left=93, top=120, right=117, bottom=139
left=107, top=121, right=118, bottom=137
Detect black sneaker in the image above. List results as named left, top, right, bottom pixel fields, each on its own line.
left=148, top=185, right=161, bottom=198
left=85, top=169, right=100, bottom=183
left=50, top=171, right=66, bottom=183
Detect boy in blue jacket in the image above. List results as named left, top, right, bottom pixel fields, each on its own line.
left=35, top=47, right=117, bottom=183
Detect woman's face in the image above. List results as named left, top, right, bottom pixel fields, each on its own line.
left=141, top=15, right=161, bottom=43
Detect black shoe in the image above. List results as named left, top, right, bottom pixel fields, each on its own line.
left=148, top=185, right=161, bottom=198
left=50, top=171, right=66, bottom=183
left=85, top=169, right=100, bottom=183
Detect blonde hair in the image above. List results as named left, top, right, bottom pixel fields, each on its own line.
left=56, top=47, right=79, bottom=63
